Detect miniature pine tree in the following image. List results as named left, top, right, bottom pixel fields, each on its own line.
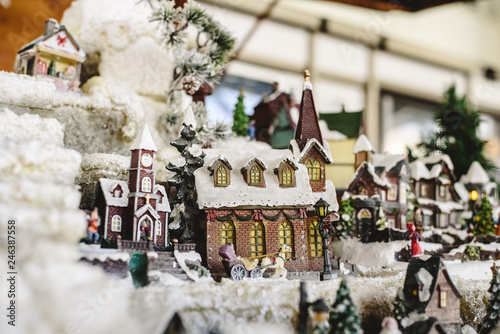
left=473, top=195, right=495, bottom=237
left=232, top=89, right=249, bottom=137
left=129, top=253, right=149, bottom=288
left=418, top=85, right=495, bottom=179
left=393, top=288, right=408, bottom=329
left=336, top=197, right=355, bottom=239
left=166, top=106, right=206, bottom=243
left=329, top=279, right=361, bottom=334
left=479, top=265, right=500, bottom=334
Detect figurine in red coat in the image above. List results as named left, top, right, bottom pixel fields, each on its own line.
left=407, top=222, right=423, bottom=257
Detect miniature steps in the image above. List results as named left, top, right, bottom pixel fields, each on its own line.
left=150, top=251, right=190, bottom=281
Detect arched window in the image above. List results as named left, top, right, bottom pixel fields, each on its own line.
left=111, top=215, right=122, bottom=232
left=250, top=165, right=261, bottom=185
left=309, top=220, right=322, bottom=257
left=279, top=221, right=294, bottom=260
left=220, top=221, right=235, bottom=246
left=216, top=165, right=228, bottom=186
left=250, top=222, right=265, bottom=256
left=282, top=166, right=292, bottom=186
left=155, top=221, right=162, bottom=236
left=142, top=177, right=151, bottom=192
left=305, top=159, right=321, bottom=181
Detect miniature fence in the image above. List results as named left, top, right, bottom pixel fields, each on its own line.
left=117, top=239, right=154, bottom=251
left=174, top=243, right=196, bottom=253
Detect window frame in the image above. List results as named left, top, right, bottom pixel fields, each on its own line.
left=111, top=215, right=122, bottom=232
left=142, top=177, right=152, bottom=192
left=279, top=221, right=294, bottom=260
left=220, top=221, right=236, bottom=247
left=250, top=221, right=266, bottom=257
left=309, top=220, right=323, bottom=258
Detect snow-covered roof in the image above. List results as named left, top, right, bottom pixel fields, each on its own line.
left=154, top=185, right=171, bottom=212
left=373, top=153, right=406, bottom=173
left=183, top=105, right=197, bottom=128
left=410, top=160, right=442, bottom=181
left=454, top=182, right=470, bottom=202
left=312, top=180, right=339, bottom=212
left=319, top=120, right=347, bottom=141
left=419, top=155, right=454, bottom=170
left=99, top=178, right=129, bottom=207
left=348, top=162, right=390, bottom=191
left=195, top=148, right=335, bottom=209
left=460, top=161, right=489, bottom=185
left=289, top=138, right=333, bottom=164
left=353, top=134, right=375, bottom=153
left=417, top=198, right=464, bottom=214
left=130, top=124, right=157, bottom=151
left=208, top=154, right=233, bottom=171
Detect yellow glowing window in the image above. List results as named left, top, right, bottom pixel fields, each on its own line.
left=250, top=222, right=265, bottom=256
left=309, top=220, right=323, bottom=257
left=250, top=165, right=261, bottom=185
left=279, top=221, right=294, bottom=259
left=220, top=221, right=235, bottom=246
left=440, top=291, right=447, bottom=308
left=305, top=159, right=321, bottom=181
left=216, top=165, right=228, bottom=186
left=282, top=166, right=292, bottom=186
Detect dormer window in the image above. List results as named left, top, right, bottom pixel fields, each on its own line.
left=305, top=159, right=321, bottom=181
left=275, top=159, right=298, bottom=188
left=156, top=190, right=162, bottom=203
left=111, top=184, right=123, bottom=198
left=217, top=165, right=229, bottom=187
left=208, top=156, right=233, bottom=187
left=242, top=158, right=267, bottom=187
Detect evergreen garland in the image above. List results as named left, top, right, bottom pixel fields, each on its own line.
left=283, top=212, right=300, bottom=220
left=232, top=90, right=249, bottom=137
left=479, top=266, right=500, bottom=334
left=418, top=85, right=496, bottom=179
left=215, top=213, right=233, bottom=222
left=146, top=0, right=235, bottom=103
left=473, top=195, right=495, bottom=237
left=233, top=212, right=253, bottom=221
left=262, top=211, right=282, bottom=221
left=329, top=279, right=361, bottom=334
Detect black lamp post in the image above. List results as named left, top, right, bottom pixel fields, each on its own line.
left=469, top=189, right=479, bottom=231
left=314, top=198, right=336, bottom=281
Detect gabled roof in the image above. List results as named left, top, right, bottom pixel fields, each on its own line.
left=154, top=185, right=171, bottom=213
left=373, top=153, right=407, bottom=174
left=99, top=179, right=129, bottom=207
left=274, top=157, right=299, bottom=173
left=208, top=154, right=234, bottom=172
left=347, top=162, right=390, bottom=194
left=130, top=125, right=157, bottom=151
left=403, top=256, right=461, bottom=312
left=241, top=157, right=267, bottom=172
left=18, top=22, right=85, bottom=62
left=135, top=203, right=161, bottom=220
left=294, top=74, right=323, bottom=151
left=460, top=161, right=490, bottom=185
left=353, top=134, right=375, bottom=153
left=289, top=138, right=333, bottom=164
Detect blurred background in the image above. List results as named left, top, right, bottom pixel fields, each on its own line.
left=1, top=0, right=500, bottom=188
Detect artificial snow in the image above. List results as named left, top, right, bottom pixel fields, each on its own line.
left=183, top=105, right=197, bottom=128
left=373, top=153, right=406, bottom=173
left=353, top=134, right=375, bottom=153
left=174, top=251, right=213, bottom=282
left=416, top=268, right=433, bottom=302
left=130, top=124, right=158, bottom=151
left=461, top=161, right=490, bottom=185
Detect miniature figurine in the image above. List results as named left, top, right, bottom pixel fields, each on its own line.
left=14, top=18, right=86, bottom=91
left=407, top=223, right=422, bottom=257
left=311, top=299, right=330, bottom=334
left=379, top=317, right=401, bottom=334
left=86, top=208, right=100, bottom=244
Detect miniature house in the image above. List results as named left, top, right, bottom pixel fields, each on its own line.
left=95, top=125, right=170, bottom=247
left=459, top=161, right=499, bottom=207
left=410, top=156, right=464, bottom=229
left=347, top=135, right=409, bottom=235
left=14, top=18, right=86, bottom=91
left=402, top=256, right=461, bottom=333
left=195, top=73, right=339, bottom=275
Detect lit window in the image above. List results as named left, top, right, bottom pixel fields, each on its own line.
left=282, top=166, right=293, bottom=186
left=388, top=185, right=397, bottom=200
left=250, top=165, right=262, bottom=185
left=420, top=184, right=427, bottom=197
left=309, top=220, right=322, bottom=257
left=156, top=221, right=161, bottom=236
left=305, top=159, right=321, bottom=181
left=216, top=165, right=228, bottom=186
left=221, top=221, right=235, bottom=246
left=440, top=290, right=447, bottom=308
left=440, top=185, right=446, bottom=198
left=111, top=215, right=122, bottom=232
left=142, top=177, right=151, bottom=192
left=279, top=221, right=294, bottom=260
left=250, top=222, right=265, bottom=256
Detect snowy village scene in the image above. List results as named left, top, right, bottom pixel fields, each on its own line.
left=2, top=0, right=500, bottom=333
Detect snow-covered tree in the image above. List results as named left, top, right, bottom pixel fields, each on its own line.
left=336, top=195, right=355, bottom=239
left=393, top=288, right=408, bottom=329
left=479, top=265, right=500, bottom=334
left=166, top=106, right=206, bottom=242
left=329, top=279, right=361, bottom=334
left=232, top=89, right=249, bottom=137
left=473, top=194, right=495, bottom=237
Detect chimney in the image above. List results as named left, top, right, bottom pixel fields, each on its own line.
left=44, top=18, right=59, bottom=36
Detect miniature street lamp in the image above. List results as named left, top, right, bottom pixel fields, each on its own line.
left=470, top=189, right=479, bottom=202
left=314, top=198, right=336, bottom=281
left=469, top=189, right=479, bottom=231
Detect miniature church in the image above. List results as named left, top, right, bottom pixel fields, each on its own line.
left=195, top=71, right=338, bottom=275
left=14, top=18, right=86, bottom=91
left=95, top=125, right=170, bottom=247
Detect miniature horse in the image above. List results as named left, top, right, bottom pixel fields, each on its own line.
left=261, top=244, right=292, bottom=279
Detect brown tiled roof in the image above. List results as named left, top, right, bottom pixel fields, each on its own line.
left=294, top=88, right=323, bottom=150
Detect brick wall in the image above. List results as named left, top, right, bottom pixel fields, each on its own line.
left=105, top=206, right=127, bottom=240
left=206, top=208, right=331, bottom=274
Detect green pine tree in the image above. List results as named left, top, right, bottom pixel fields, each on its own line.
left=48, top=60, right=57, bottom=77
left=336, top=197, right=355, bottom=239
left=129, top=253, right=149, bottom=288
left=479, top=265, right=500, bottom=334
left=418, top=85, right=495, bottom=180
left=329, top=279, right=361, bottom=334
left=232, top=90, right=249, bottom=137
left=473, top=194, right=495, bottom=237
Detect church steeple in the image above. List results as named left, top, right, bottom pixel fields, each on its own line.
left=294, top=70, right=323, bottom=151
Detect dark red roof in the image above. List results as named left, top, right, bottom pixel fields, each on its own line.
left=295, top=87, right=323, bottom=151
